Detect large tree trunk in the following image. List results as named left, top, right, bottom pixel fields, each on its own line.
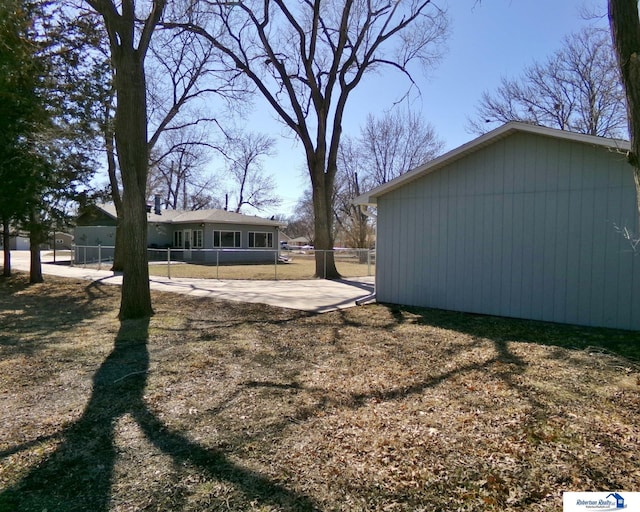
left=29, top=243, right=43, bottom=283
left=113, top=49, right=153, bottom=319
left=28, top=212, right=46, bottom=284
left=108, top=166, right=126, bottom=274
left=86, top=0, right=164, bottom=318
left=111, top=222, right=125, bottom=272
left=105, top=109, right=125, bottom=272
left=609, top=0, right=640, bottom=220
left=310, top=158, right=340, bottom=279
left=2, top=221, right=11, bottom=277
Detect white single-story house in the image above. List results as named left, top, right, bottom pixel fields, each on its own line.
left=74, top=203, right=286, bottom=264
left=356, top=122, right=640, bottom=331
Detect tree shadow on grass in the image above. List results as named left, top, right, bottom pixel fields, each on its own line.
left=0, top=274, right=113, bottom=359
left=385, top=304, right=640, bottom=363
left=0, top=316, right=317, bottom=511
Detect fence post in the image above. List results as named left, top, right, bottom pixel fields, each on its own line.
left=167, top=247, right=171, bottom=279
left=274, top=250, right=278, bottom=280
left=98, top=245, right=102, bottom=270
left=83, top=246, right=86, bottom=267
left=216, top=250, right=219, bottom=279
left=323, top=250, right=327, bottom=279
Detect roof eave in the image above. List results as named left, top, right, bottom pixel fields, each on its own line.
left=353, top=122, right=631, bottom=205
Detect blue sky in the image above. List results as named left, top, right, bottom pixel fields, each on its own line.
left=239, top=0, right=609, bottom=217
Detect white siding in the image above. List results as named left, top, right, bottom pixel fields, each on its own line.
left=376, top=132, right=640, bottom=330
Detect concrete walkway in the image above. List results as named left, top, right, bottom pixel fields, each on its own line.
left=8, top=251, right=376, bottom=313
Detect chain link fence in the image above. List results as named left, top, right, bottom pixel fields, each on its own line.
left=71, top=245, right=375, bottom=280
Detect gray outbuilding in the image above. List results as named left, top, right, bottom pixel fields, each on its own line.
left=356, top=122, right=640, bottom=331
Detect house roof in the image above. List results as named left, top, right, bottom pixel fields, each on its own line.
left=354, top=122, right=631, bottom=205
left=95, top=203, right=285, bottom=228
left=288, top=236, right=312, bottom=244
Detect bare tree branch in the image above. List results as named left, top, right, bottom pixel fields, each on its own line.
left=468, top=26, right=626, bottom=138
left=164, top=0, right=448, bottom=277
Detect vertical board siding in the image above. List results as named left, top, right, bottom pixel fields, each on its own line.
left=376, top=131, right=640, bottom=330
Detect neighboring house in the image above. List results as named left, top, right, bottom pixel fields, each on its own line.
left=52, top=231, right=74, bottom=250
left=0, top=232, right=30, bottom=251
left=74, top=203, right=286, bottom=264
left=288, top=236, right=313, bottom=248
left=0, top=230, right=70, bottom=251
left=356, top=122, right=640, bottom=331
left=279, top=232, right=293, bottom=246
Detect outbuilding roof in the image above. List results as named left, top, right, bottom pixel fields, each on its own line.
left=354, top=122, right=631, bottom=205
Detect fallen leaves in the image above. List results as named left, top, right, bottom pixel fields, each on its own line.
left=1, top=274, right=639, bottom=511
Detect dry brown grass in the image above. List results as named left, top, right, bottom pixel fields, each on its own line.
left=1, top=272, right=639, bottom=511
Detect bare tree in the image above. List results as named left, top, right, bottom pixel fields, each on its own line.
left=285, top=192, right=315, bottom=244
left=146, top=23, right=245, bottom=151
left=166, top=0, right=448, bottom=278
left=142, top=28, right=248, bottom=214
left=83, top=0, right=165, bottom=319
left=221, top=132, right=280, bottom=213
left=335, top=137, right=368, bottom=246
left=148, top=126, right=219, bottom=210
left=469, top=26, right=627, bottom=138
left=334, top=109, right=442, bottom=247
left=187, top=173, right=222, bottom=210
left=360, top=110, right=444, bottom=186
left=608, top=0, right=640, bottom=220
left=85, top=0, right=244, bottom=284
left=334, top=136, right=373, bottom=248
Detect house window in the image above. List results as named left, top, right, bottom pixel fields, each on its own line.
left=193, top=229, right=203, bottom=248
left=213, top=230, right=241, bottom=248
left=173, top=231, right=183, bottom=248
left=249, top=231, right=273, bottom=248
